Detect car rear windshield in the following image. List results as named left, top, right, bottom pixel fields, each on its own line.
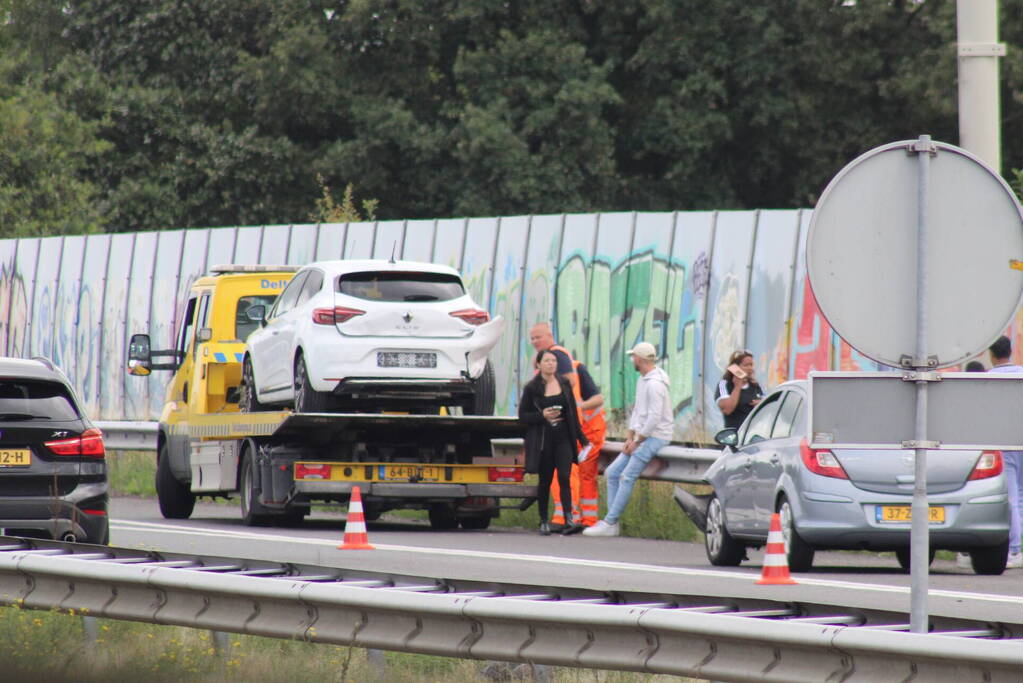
left=0, top=380, right=79, bottom=421
left=337, top=271, right=465, bottom=302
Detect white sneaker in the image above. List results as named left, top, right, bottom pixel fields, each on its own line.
left=582, top=520, right=620, bottom=537
left=1008, top=552, right=1023, bottom=569
left=955, top=552, right=971, bottom=569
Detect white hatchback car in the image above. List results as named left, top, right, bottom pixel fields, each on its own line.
left=241, top=259, right=503, bottom=414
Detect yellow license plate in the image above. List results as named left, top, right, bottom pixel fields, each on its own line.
left=381, top=465, right=442, bottom=481
left=877, top=505, right=945, bottom=523
left=0, top=449, right=31, bottom=467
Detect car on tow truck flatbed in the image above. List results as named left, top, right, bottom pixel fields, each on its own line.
left=126, top=264, right=534, bottom=529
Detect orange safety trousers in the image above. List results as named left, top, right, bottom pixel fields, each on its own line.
left=552, top=414, right=606, bottom=526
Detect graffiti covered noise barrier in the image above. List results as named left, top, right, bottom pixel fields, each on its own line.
left=0, top=212, right=902, bottom=441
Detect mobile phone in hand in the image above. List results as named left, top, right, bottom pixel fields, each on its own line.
left=727, top=364, right=747, bottom=380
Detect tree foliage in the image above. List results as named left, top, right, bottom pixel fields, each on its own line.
left=1, top=0, right=1022, bottom=236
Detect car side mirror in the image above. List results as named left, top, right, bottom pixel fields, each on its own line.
left=714, top=428, right=738, bottom=447
left=196, top=328, right=212, bottom=343
left=127, top=334, right=152, bottom=376
left=246, top=305, right=266, bottom=326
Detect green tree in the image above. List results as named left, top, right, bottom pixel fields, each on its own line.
left=0, top=83, right=111, bottom=237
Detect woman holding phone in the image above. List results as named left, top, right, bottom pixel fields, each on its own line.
left=716, top=350, right=764, bottom=430
left=519, top=349, right=588, bottom=535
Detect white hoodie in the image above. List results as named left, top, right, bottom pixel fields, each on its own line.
left=628, top=366, right=674, bottom=441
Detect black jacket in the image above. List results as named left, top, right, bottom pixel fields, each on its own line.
left=518, top=374, right=588, bottom=474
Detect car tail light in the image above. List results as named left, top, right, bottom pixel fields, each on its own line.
left=312, top=306, right=365, bottom=325
left=968, top=450, right=1003, bottom=480
left=488, top=466, right=524, bottom=482
left=295, top=463, right=331, bottom=480
left=450, top=309, right=490, bottom=325
left=799, top=438, right=848, bottom=479
left=81, top=508, right=107, bottom=516
left=45, top=428, right=106, bottom=459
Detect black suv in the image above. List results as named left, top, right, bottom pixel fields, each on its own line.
left=0, top=357, right=108, bottom=544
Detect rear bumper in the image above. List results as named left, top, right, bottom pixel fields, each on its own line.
left=294, top=480, right=535, bottom=500
left=331, top=378, right=476, bottom=402
left=794, top=491, right=1009, bottom=550
left=0, top=495, right=108, bottom=544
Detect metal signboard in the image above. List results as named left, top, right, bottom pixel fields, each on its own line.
left=806, top=136, right=1023, bottom=634
left=810, top=371, right=1023, bottom=450
left=807, top=140, right=1023, bottom=369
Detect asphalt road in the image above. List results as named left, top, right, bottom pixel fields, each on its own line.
left=110, top=496, right=1023, bottom=627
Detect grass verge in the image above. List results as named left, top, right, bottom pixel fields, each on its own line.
left=0, top=605, right=700, bottom=682
left=107, top=450, right=157, bottom=497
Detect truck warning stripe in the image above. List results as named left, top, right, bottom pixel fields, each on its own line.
left=187, top=422, right=279, bottom=438
left=211, top=352, right=246, bottom=363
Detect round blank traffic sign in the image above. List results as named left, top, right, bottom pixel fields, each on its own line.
left=807, top=139, right=1023, bottom=368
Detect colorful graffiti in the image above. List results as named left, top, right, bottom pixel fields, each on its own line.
left=552, top=250, right=702, bottom=432
left=5, top=210, right=1003, bottom=443
left=0, top=265, right=27, bottom=358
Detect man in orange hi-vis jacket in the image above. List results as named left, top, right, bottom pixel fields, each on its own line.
left=528, top=323, right=607, bottom=532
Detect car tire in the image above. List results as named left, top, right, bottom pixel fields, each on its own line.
left=294, top=353, right=331, bottom=413
left=465, top=360, right=496, bottom=416
left=240, top=357, right=268, bottom=413
left=428, top=504, right=460, bottom=530
left=156, top=441, right=195, bottom=519
left=970, top=541, right=1009, bottom=575
left=85, top=519, right=110, bottom=546
left=704, top=494, right=745, bottom=566
left=460, top=514, right=492, bottom=530
left=240, top=453, right=271, bottom=527
left=778, top=496, right=815, bottom=572
left=894, top=547, right=936, bottom=571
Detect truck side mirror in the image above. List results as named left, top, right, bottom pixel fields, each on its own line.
left=246, top=305, right=266, bottom=326
left=127, top=334, right=152, bottom=376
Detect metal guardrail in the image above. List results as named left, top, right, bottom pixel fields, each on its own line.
left=0, top=536, right=1020, bottom=681
left=95, top=421, right=159, bottom=451
left=97, top=420, right=722, bottom=484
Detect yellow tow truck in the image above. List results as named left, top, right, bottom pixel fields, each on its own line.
left=126, top=264, right=532, bottom=529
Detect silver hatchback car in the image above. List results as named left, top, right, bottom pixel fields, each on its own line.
left=704, top=380, right=1009, bottom=575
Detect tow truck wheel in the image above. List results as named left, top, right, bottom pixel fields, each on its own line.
left=240, top=455, right=271, bottom=527
left=240, top=357, right=267, bottom=413
left=156, top=442, right=195, bottom=519
left=294, top=354, right=331, bottom=413
left=274, top=506, right=308, bottom=527
left=460, top=515, right=492, bottom=530
left=428, top=504, right=459, bottom=530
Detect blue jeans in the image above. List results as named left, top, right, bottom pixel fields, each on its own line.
left=604, top=437, right=668, bottom=525
left=1004, top=451, right=1023, bottom=554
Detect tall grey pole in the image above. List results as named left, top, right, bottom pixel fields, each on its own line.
left=910, top=135, right=934, bottom=635
left=957, top=0, right=1004, bottom=171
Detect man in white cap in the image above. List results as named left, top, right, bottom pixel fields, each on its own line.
left=583, top=341, right=673, bottom=536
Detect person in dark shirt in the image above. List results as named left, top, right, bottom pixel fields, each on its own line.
left=715, top=350, right=764, bottom=430
left=518, top=349, right=588, bottom=536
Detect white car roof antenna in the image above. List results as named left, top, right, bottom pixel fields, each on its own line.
left=389, top=240, right=398, bottom=264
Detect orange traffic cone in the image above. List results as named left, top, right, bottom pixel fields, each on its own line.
left=756, top=513, right=797, bottom=585
left=338, top=485, right=375, bottom=550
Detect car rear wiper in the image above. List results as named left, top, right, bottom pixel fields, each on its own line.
left=0, top=413, right=51, bottom=421
left=403, top=294, right=438, bottom=301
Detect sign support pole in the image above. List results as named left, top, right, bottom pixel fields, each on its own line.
left=909, top=134, right=936, bottom=634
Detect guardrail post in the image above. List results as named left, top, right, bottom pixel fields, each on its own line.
left=82, top=615, right=99, bottom=644
left=366, top=648, right=387, bottom=677
left=210, top=630, right=230, bottom=655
